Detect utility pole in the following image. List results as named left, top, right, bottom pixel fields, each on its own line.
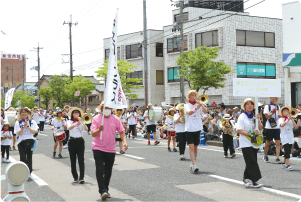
left=143, top=0, right=148, bottom=107
left=11, top=66, right=13, bottom=86
left=20, top=54, right=28, bottom=91
left=179, top=0, right=185, bottom=103
left=33, top=42, right=43, bottom=107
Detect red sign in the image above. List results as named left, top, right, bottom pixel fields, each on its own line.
left=1, top=53, right=25, bottom=60
left=212, top=102, right=217, bottom=106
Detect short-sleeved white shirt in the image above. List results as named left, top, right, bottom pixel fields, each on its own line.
left=279, top=118, right=294, bottom=145
left=144, top=111, right=156, bottom=125
left=1, top=131, right=13, bottom=146
left=165, top=117, right=175, bottom=129
left=127, top=112, right=136, bottom=125
left=202, top=113, right=208, bottom=125
left=294, top=137, right=301, bottom=148
left=14, top=119, right=38, bottom=145
left=67, top=120, right=84, bottom=138
left=1, top=115, right=8, bottom=129
left=184, top=103, right=203, bottom=132
left=264, top=105, right=280, bottom=129
left=51, top=118, right=66, bottom=132
left=174, top=113, right=185, bottom=133
left=32, top=112, right=40, bottom=124
left=236, top=113, right=260, bottom=149
left=39, top=111, right=46, bottom=122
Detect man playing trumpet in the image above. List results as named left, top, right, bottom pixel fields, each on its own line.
left=184, top=90, right=207, bottom=173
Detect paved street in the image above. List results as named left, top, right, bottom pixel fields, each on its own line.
left=2, top=125, right=301, bottom=201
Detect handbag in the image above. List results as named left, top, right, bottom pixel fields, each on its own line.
left=23, top=139, right=35, bottom=149
left=268, top=105, right=278, bottom=128
left=246, top=134, right=264, bottom=146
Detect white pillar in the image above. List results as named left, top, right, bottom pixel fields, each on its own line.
left=284, top=67, right=288, bottom=105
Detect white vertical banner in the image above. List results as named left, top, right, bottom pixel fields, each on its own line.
left=5, top=88, right=15, bottom=110
left=103, top=8, right=127, bottom=109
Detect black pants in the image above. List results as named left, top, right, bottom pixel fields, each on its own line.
left=129, top=125, right=136, bottom=137
left=18, top=142, right=33, bottom=173
left=177, top=132, right=186, bottom=155
left=63, top=130, right=70, bottom=145
left=203, top=125, right=208, bottom=133
left=39, top=121, right=45, bottom=131
left=223, top=134, right=235, bottom=156
left=68, top=138, right=85, bottom=180
left=1, top=145, right=10, bottom=159
left=283, top=144, right=292, bottom=159
left=93, top=150, right=115, bottom=194
left=86, top=124, right=91, bottom=133
left=242, top=147, right=261, bottom=183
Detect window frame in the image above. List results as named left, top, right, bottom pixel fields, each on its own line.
left=174, top=12, right=188, bottom=23
left=236, top=30, right=275, bottom=48
left=237, top=62, right=276, bottom=79
left=167, top=67, right=181, bottom=83
left=156, top=70, right=164, bottom=85
left=167, top=36, right=188, bottom=53
left=105, top=47, right=120, bottom=60
left=155, top=43, right=163, bottom=57
left=6, top=67, right=8, bottom=72
left=125, top=44, right=143, bottom=59
left=6, top=75, right=8, bottom=80
left=195, top=30, right=219, bottom=48
left=127, top=70, right=143, bottom=85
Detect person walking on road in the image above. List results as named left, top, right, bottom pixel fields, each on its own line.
left=51, top=110, right=67, bottom=158
left=174, top=103, right=186, bottom=160
left=144, top=104, right=160, bottom=146
left=91, top=103, right=128, bottom=200
left=237, top=98, right=263, bottom=188
left=67, top=107, right=88, bottom=184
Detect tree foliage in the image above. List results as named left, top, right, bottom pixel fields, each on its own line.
left=48, top=75, right=70, bottom=108
left=176, top=46, right=232, bottom=94
left=95, top=59, right=143, bottom=100
left=11, top=91, right=37, bottom=109
left=38, top=87, right=53, bottom=109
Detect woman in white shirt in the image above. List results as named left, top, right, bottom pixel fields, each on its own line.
left=51, top=110, right=67, bottom=158
left=278, top=106, right=298, bottom=171
left=166, top=108, right=177, bottom=152
left=67, top=107, right=88, bottom=184
left=14, top=108, right=39, bottom=173
left=237, top=98, right=263, bottom=188
left=39, top=108, right=46, bottom=133
left=127, top=106, right=137, bottom=139
left=174, top=104, right=186, bottom=160
left=1, top=122, right=13, bottom=163
left=32, top=107, right=40, bottom=137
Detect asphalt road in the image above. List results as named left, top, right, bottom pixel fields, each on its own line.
left=1, top=124, right=301, bottom=201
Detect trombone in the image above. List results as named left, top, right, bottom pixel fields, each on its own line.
left=198, top=94, right=209, bottom=104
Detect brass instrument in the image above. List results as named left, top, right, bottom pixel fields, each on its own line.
left=290, top=108, right=298, bottom=119
left=198, top=94, right=209, bottom=104
left=86, top=108, right=91, bottom=113
left=220, top=118, right=236, bottom=137
left=176, top=103, right=185, bottom=124
left=83, top=113, right=93, bottom=124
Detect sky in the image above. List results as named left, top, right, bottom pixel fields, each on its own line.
left=0, top=0, right=300, bottom=83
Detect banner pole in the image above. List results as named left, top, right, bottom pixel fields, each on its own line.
left=255, top=96, right=259, bottom=131
left=100, top=103, right=105, bottom=140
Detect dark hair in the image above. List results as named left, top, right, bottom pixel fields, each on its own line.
left=220, top=105, right=226, bottom=110
left=71, top=110, right=81, bottom=120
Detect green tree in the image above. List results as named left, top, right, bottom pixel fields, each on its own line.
left=176, top=46, right=232, bottom=94
left=65, top=75, right=96, bottom=109
left=1, top=97, right=5, bottom=108
left=11, top=91, right=37, bottom=109
left=95, top=59, right=143, bottom=100
left=38, top=87, right=53, bottom=109
left=49, top=75, right=70, bottom=108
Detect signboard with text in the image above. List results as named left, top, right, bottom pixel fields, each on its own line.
left=233, top=78, right=281, bottom=97
left=1, top=53, right=25, bottom=59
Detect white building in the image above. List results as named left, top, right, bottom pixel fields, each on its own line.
left=164, top=7, right=283, bottom=106
left=103, top=30, right=165, bottom=107
left=282, top=1, right=301, bottom=107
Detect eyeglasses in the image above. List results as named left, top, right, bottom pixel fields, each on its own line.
left=117, top=109, right=123, bottom=111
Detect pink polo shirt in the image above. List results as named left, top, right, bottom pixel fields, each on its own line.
left=91, top=114, right=124, bottom=153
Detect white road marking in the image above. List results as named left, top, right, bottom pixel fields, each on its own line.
left=209, top=174, right=301, bottom=200
left=1, top=175, right=6, bottom=181
left=38, top=134, right=48, bottom=136
left=9, top=156, right=48, bottom=186
left=116, top=152, right=145, bottom=160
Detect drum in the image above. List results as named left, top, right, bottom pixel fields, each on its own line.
left=5, top=111, right=17, bottom=127
left=167, top=128, right=176, bottom=137
left=148, top=107, right=163, bottom=122
left=54, top=130, right=66, bottom=141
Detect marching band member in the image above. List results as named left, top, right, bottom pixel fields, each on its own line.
left=166, top=108, right=177, bottom=152
left=279, top=106, right=298, bottom=171
left=32, top=107, right=40, bottom=137
left=14, top=108, right=39, bottom=173
left=85, top=108, right=92, bottom=135
left=115, top=107, right=126, bottom=154
left=62, top=109, right=69, bottom=149
left=221, top=114, right=236, bottom=158
left=237, top=98, right=263, bottom=188
left=184, top=90, right=207, bottom=173
left=51, top=110, right=67, bottom=158
left=67, top=107, right=88, bottom=184
left=263, top=97, right=281, bottom=163
left=91, top=103, right=128, bottom=200
left=175, top=103, right=186, bottom=160
left=1, top=122, right=13, bottom=163
left=127, top=106, right=137, bottom=139
left=39, top=108, right=46, bottom=133
left=144, top=104, right=160, bottom=145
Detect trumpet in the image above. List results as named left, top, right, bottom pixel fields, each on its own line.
left=198, top=94, right=209, bottom=104
left=289, top=108, right=299, bottom=119
left=83, top=113, right=93, bottom=124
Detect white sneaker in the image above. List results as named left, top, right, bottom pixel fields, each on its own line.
left=6, top=159, right=10, bottom=163
left=281, top=163, right=288, bottom=169
left=2, top=158, right=5, bottom=163
left=180, top=155, right=185, bottom=160
left=190, top=165, right=193, bottom=171
left=63, top=145, right=68, bottom=149
left=192, top=165, right=199, bottom=173
left=243, top=179, right=252, bottom=187
left=250, top=181, right=263, bottom=188
left=286, top=166, right=293, bottom=171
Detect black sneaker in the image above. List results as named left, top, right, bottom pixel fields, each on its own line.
left=168, top=147, right=171, bottom=152
left=101, top=191, right=108, bottom=200
left=275, top=158, right=281, bottom=164
left=79, top=179, right=85, bottom=184
left=250, top=181, right=263, bottom=188
left=173, top=148, right=177, bottom=152
left=263, top=156, right=269, bottom=163
left=73, top=179, right=78, bottom=183
left=53, top=152, right=56, bottom=158
left=58, top=154, right=62, bottom=158
left=231, top=153, right=236, bottom=158
left=177, top=143, right=179, bottom=147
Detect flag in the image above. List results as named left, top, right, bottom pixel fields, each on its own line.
left=5, top=88, right=15, bottom=110
left=74, top=91, right=80, bottom=96
left=103, top=9, right=127, bottom=109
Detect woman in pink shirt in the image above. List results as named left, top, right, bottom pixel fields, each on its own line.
left=91, top=103, right=128, bottom=200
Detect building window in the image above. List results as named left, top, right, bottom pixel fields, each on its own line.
left=237, top=63, right=276, bottom=79
left=88, top=96, right=97, bottom=102
left=195, top=30, right=218, bottom=47
left=127, top=71, right=143, bottom=85
left=6, top=75, right=8, bottom=80
left=174, top=13, right=188, bottom=22
left=236, top=30, right=275, bottom=48
left=126, top=44, right=142, bottom=59
left=105, top=47, right=120, bottom=60
left=167, top=36, right=188, bottom=53
left=168, top=67, right=181, bottom=82
left=156, top=70, right=164, bottom=85
left=156, top=43, right=163, bottom=57
left=6, top=67, right=8, bottom=72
